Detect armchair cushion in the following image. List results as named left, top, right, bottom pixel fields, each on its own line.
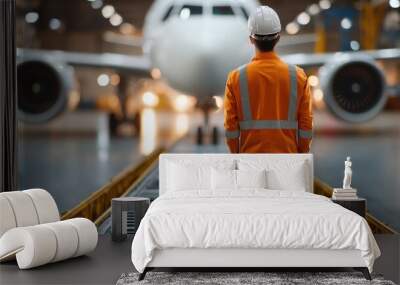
left=0, top=189, right=97, bottom=269
left=0, top=218, right=98, bottom=269
left=0, top=189, right=59, bottom=237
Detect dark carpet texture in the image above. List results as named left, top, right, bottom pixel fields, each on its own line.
left=116, top=271, right=395, bottom=285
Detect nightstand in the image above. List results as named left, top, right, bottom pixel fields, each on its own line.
left=111, top=197, right=150, bottom=242
left=332, top=198, right=366, bottom=218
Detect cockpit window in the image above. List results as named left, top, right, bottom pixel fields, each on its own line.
left=162, top=5, right=174, bottom=22
left=179, top=5, right=203, bottom=19
left=212, top=5, right=235, bottom=16
left=239, top=6, right=249, bottom=20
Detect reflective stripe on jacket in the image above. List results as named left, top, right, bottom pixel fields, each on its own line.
left=224, top=51, right=313, bottom=153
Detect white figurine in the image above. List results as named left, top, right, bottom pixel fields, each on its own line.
left=343, top=156, right=352, bottom=189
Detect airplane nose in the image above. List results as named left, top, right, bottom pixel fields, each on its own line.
left=150, top=17, right=252, bottom=100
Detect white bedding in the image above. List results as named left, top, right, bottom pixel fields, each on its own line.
left=131, top=190, right=380, bottom=273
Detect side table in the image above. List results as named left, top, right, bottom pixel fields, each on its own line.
left=332, top=198, right=366, bottom=218
left=111, top=197, right=150, bottom=241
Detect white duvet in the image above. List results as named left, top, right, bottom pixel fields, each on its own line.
left=131, top=190, right=380, bottom=273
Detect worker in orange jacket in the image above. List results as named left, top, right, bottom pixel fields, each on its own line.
left=224, top=6, right=313, bottom=153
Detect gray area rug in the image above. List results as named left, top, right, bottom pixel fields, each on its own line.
left=117, top=272, right=396, bottom=285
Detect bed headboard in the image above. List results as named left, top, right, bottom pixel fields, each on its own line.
left=159, top=153, right=314, bottom=195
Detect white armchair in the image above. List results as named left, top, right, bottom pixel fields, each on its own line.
left=0, top=189, right=98, bottom=269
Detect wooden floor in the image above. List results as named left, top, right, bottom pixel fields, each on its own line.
left=0, top=234, right=398, bottom=285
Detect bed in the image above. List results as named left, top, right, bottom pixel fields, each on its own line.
left=131, top=154, right=380, bottom=281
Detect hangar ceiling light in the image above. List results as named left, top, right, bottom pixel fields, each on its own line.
left=97, top=74, right=110, bottom=87
left=102, top=5, right=115, bottom=18
left=110, top=74, right=120, bottom=86
left=110, top=13, right=123, bottom=26
left=285, top=22, right=300, bottom=35
left=91, top=0, right=103, bottom=10
left=297, top=12, right=311, bottom=25
left=340, top=18, right=352, bottom=29
left=308, top=75, right=319, bottom=87
left=350, top=40, right=360, bottom=51
left=87, top=1, right=126, bottom=30
left=307, top=4, right=320, bottom=16
left=286, top=0, right=334, bottom=36
left=389, top=0, right=400, bottom=8
left=49, top=18, right=62, bottom=30
left=25, top=12, right=39, bottom=24
left=319, top=0, right=332, bottom=10
left=142, top=92, right=159, bottom=108
left=319, top=0, right=331, bottom=10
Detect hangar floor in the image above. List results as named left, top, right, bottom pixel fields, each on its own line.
left=18, top=135, right=145, bottom=212
left=17, top=110, right=183, bottom=213
left=17, top=109, right=400, bottom=231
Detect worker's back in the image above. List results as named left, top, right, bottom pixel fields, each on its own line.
left=224, top=51, right=313, bottom=153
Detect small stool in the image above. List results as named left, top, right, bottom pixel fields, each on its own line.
left=111, top=197, right=150, bottom=242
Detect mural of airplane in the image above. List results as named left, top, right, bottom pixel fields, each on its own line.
left=16, top=0, right=400, bottom=125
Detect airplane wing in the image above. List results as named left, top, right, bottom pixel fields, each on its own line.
left=18, top=47, right=399, bottom=76
left=283, top=48, right=400, bottom=68
left=17, top=48, right=152, bottom=77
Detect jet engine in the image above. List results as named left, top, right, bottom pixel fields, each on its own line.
left=17, top=58, right=78, bottom=124
left=319, top=55, right=387, bottom=123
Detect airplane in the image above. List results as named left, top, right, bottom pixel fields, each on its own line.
left=17, top=0, right=400, bottom=131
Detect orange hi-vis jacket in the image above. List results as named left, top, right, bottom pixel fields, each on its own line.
left=224, top=51, right=313, bottom=153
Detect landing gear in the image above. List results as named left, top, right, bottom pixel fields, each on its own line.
left=196, top=126, right=220, bottom=145
left=111, top=74, right=139, bottom=137
left=196, top=104, right=210, bottom=145
left=196, top=126, right=204, bottom=145
left=212, top=126, right=219, bottom=145
left=195, top=104, right=221, bottom=145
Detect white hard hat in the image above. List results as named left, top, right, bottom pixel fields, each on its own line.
left=248, top=6, right=281, bottom=39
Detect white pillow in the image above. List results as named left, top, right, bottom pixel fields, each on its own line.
left=211, top=168, right=236, bottom=190
left=238, top=160, right=309, bottom=192
left=167, top=160, right=235, bottom=192
left=167, top=162, right=210, bottom=191
left=236, top=169, right=267, bottom=189
left=211, top=169, right=267, bottom=191
left=267, top=163, right=307, bottom=191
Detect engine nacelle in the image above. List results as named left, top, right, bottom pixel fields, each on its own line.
left=17, top=58, right=78, bottom=124
left=319, top=55, right=387, bottom=123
